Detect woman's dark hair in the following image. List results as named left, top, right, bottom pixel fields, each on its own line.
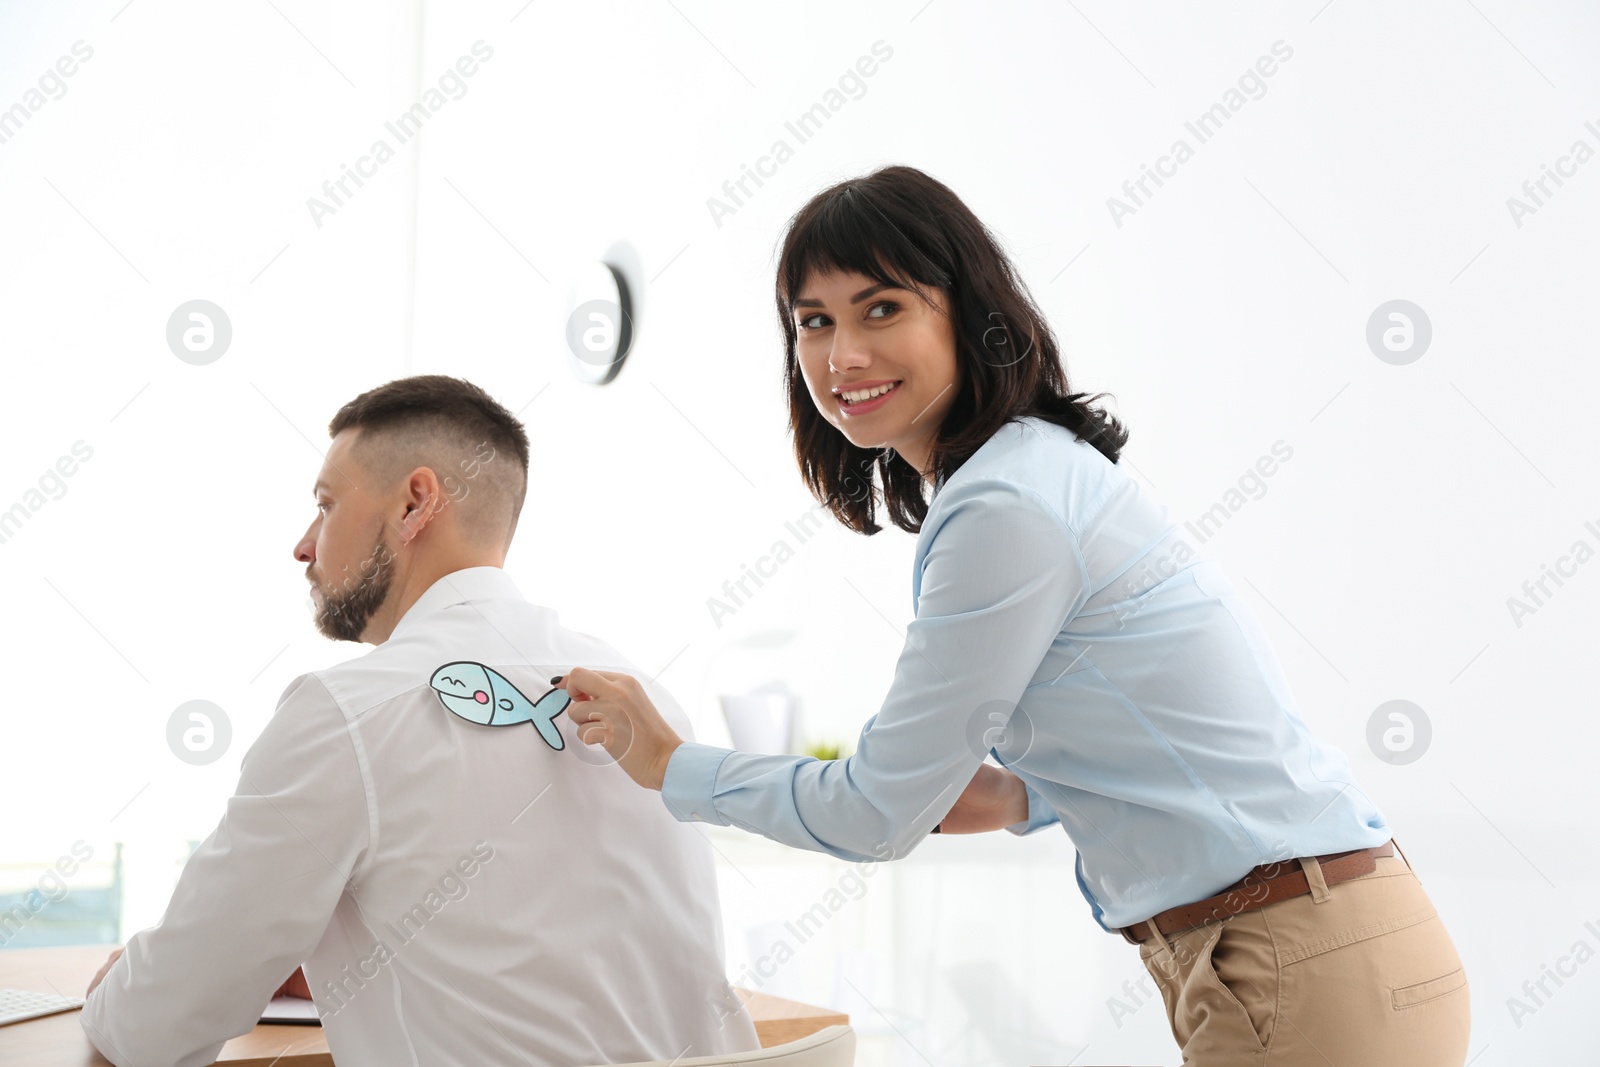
left=775, top=164, right=1129, bottom=535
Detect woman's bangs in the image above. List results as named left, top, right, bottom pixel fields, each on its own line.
left=780, top=188, right=932, bottom=307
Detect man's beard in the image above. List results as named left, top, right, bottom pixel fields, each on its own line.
left=311, top=528, right=397, bottom=642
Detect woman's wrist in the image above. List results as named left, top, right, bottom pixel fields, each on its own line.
left=648, top=738, right=684, bottom=792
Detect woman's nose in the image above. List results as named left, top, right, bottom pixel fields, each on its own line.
left=828, top=331, right=872, bottom=373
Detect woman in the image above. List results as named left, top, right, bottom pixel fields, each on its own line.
left=555, top=165, right=1470, bottom=1065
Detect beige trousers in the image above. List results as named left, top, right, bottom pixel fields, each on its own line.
left=1137, top=849, right=1471, bottom=1066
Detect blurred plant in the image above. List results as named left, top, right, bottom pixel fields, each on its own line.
left=802, top=740, right=843, bottom=761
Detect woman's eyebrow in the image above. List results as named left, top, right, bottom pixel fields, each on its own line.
left=792, top=282, right=896, bottom=308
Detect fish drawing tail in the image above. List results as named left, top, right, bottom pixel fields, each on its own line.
left=529, top=688, right=571, bottom=752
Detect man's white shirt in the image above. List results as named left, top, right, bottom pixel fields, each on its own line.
left=81, top=566, right=761, bottom=1067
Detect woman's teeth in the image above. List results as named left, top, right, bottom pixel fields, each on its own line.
left=841, top=382, right=899, bottom=405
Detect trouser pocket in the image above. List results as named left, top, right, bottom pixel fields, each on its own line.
left=1140, top=914, right=1275, bottom=1061
left=1393, top=966, right=1468, bottom=1010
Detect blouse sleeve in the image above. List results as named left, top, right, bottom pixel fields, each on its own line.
left=661, top=477, right=1087, bottom=861
left=1006, top=779, right=1063, bottom=836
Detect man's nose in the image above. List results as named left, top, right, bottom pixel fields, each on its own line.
left=294, top=527, right=316, bottom=564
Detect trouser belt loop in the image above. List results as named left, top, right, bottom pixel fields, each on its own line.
left=1299, top=854, right=1332, bottom=904
left=1142, top=920, right=1180, bottom=979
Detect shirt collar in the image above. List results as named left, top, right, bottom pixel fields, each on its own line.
left=387, top=566, right=525, bottom=642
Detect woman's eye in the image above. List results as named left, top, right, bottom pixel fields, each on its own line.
left=797, top=312, right=829, bottom=330
left=866, top=301, right=898, bottom=319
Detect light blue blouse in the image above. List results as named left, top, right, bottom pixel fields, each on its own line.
left=662, top=416, right=1389, bottom=930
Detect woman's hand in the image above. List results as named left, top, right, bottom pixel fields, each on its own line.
left=938, top=763, right=1029, bottom=833
left=555, top=667, right=684, bottom=791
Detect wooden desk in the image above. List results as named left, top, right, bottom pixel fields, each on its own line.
left=1, top=945, right=849, bottom=1065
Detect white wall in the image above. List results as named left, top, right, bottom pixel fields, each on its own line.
left=0, top=0, right=427, bottom=951
left=3, top=1, right=1597, bottom=1063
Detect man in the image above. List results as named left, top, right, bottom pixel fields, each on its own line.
left=81, top=375, right=760, bottom=1066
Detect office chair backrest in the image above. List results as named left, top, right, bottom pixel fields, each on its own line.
left=575, top=1025, right=855, bottom=1067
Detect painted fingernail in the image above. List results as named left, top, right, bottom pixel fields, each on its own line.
left=550, top=675, right=565, bottom=684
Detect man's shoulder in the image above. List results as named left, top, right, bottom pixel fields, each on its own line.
left=300, top=599, right=680, bottom=727
left=268, top=670, right=339, bottom=715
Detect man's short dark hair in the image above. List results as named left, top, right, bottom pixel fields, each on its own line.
left=329, top=375, right=532, bottom=543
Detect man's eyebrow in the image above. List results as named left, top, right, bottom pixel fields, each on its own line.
left=791, top=282, right=898, bottom=309
left=312, top=479, right=332, bottom=498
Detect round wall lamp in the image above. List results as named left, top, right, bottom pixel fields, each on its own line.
left=563, top=260, right=634, bottom=385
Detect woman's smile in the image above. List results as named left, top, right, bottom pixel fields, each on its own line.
left=833, top=378, right=903, bottom=416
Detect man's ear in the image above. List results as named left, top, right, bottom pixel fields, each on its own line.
left=398, top=470, right=448, bottom=547
left=403, top=492, right=441, bottom=543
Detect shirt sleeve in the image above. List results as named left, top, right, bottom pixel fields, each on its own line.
left=1005, top=779, right=1063, bottom=836
left=661, top=477, right=1086, bottom=862
left=80, top=673, right=372, bottom=1067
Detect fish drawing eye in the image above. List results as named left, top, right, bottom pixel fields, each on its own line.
left=439, top=676, right=465, bottom=688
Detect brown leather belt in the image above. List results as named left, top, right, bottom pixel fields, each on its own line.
left=1116, top=840, right=1397, bottom=946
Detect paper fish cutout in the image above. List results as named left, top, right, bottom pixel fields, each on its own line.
left=429, top=661, right=570, bottom=751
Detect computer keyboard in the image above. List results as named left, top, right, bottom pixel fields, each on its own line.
left=0, top=987, right=84, bottom=1026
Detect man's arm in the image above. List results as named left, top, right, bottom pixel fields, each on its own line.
left=81, top=673, right=371, bottom=1067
